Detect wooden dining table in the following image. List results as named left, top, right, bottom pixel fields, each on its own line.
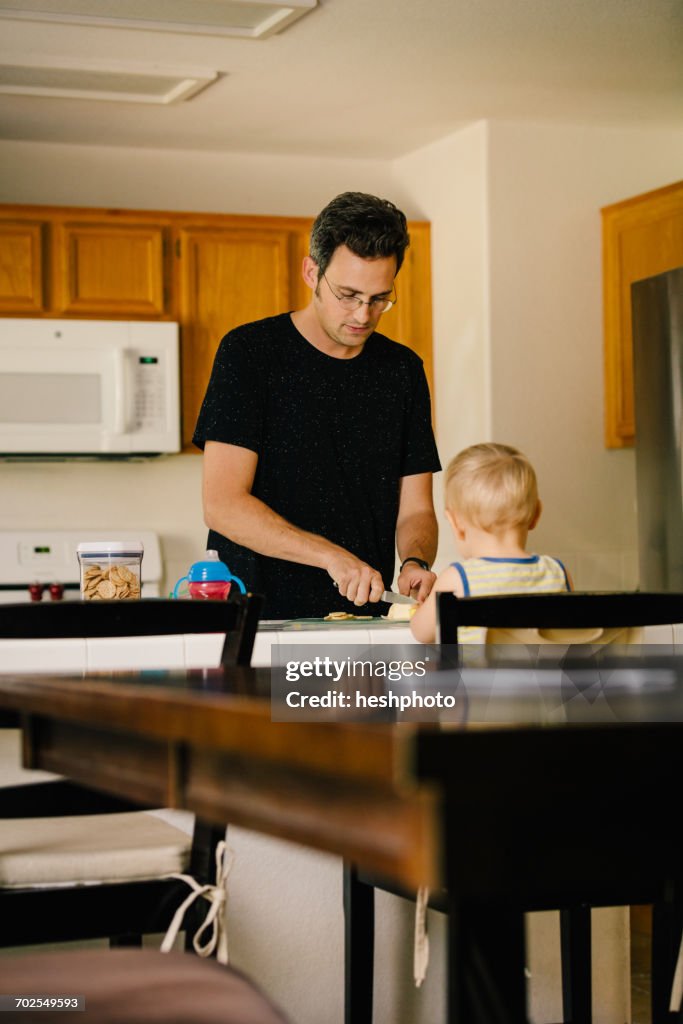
left=2, top=653, right=683, bottom=1024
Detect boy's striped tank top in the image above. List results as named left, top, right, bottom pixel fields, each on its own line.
left=451, top=554, right=570, bottom=643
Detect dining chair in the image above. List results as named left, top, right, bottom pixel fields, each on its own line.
left=437, top=590, right=681, bottom=651
left=344, top=590, right=683, bottom=1024
left=0, top=594, right=263, bottom=952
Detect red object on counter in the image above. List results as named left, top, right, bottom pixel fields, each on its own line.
left=49, top=583, right=64, bottom=601
left=28, top=583, right=44, bottom=602
left=187, top=580, right=232, bottom=600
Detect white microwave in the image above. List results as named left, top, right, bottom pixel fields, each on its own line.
left=0, top=319, right=181, bottom=456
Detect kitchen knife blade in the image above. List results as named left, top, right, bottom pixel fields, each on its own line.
left=381, top=590, right=417, bottom=606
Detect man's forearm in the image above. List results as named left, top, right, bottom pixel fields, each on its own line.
left=201, top=440, right=385, bottom=603
left=205, top=490, right=344, bottom=571
left=396, top=509, right=438, bottom=567
left=205, top=489, right=386, bottom=604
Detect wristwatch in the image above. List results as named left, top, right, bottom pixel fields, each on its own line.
left=399, top=556, right=431, bottom=573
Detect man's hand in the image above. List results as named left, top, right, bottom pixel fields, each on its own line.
left=397, top=564, right=437, bottom=603
left=327, top=554, right=385, bottom=606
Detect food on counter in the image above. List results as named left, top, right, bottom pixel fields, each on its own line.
left=385, top=602, right=417, bottom=621
left=77, top=540, right=144, bottom=602
left=82, top=563, right=141, bottom=601
left=324, top=611, right=373, bottom=621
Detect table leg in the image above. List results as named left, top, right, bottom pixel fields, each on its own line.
left=447, top=903, right=528, bottom=1024
left=343, top=862, right=375, bottom=1024
left=560, top=906, right=592, bottom=1024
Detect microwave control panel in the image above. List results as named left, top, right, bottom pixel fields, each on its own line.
left=132, top=352, right=168, bottom=431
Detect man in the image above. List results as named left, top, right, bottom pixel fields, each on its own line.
left=193, top=191, right=441, bottom=619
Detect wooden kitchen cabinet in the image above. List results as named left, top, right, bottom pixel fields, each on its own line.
left=0, top=203, right=433, bottom=452
left=602, top=180, right=683, bottom=448
left=380, top=221, right=433, bottom=387
left=174, top=222, right=294, bottom=447
left=0, top=219, right=46, bottom=312
left=53, top=219, right=169, bottom=316
left=0, top=206, right=171, bottom=318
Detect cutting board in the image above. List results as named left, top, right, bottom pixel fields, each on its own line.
left=259, top=617, right=401, bottom=632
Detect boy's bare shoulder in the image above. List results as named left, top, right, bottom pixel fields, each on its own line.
left=433, top=563, right=464, bottom=597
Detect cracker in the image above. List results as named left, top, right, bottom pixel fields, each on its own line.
left=81, top=561, right=141, bottom=601
left=323, top=612, right=374, bottom=621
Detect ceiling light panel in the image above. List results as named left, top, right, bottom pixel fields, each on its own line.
left=0, top=0, right=317, bottom=38
left=0, top=59, right=219, bottom=103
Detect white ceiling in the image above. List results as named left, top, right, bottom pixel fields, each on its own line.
left=0, top=0, right=681, bottom=159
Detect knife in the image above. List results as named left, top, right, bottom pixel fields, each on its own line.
left=381, top=590, right=417, bottom=606
left=332, top=581, right=416, bottom=606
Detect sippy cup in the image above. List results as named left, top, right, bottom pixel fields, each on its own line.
left=172, top=550, right=246, bottom=600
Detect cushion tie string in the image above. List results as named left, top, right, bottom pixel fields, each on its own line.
left=160, top=840, right=233, bottom=965
left=414, top=885, right=430, bottom=987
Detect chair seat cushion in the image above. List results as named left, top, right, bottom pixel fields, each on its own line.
left=0, top=812, right=191, bottom=887
left=0, top=948, right=289, bottom=1023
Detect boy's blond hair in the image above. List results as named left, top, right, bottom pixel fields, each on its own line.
left=445, top=443, right=539, bottom=532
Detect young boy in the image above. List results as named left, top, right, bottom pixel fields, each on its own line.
left=411, top=442, right=572, bottom=643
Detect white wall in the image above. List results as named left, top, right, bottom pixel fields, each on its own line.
left=0, top=455, right=206, bottom=597
left=395, top=120, right=683, bottom=589
left=487, top=121, right=683, bottom=589
left=393, top=121, right=491, bottom=570
left=0, top=139, right=418, bottom=217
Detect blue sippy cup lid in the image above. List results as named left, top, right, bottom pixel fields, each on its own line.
left=187, top=550, right=232, bottom=582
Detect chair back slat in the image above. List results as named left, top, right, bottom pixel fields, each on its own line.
left=221, top=593, right=264, bottom=667
left=438, top=591, right=683, bottom=645
left=0, top=595, right=263, bottom=667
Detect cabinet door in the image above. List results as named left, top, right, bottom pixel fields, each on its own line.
left=54, top=222, right=168, bottom=316
left=602, top=181, right=683, bottom=447
left=0, top=220, right=45, bottom=313
left=176, top=227, right=292, bottom=448
left=379, top=222, right=433, bottom=398
left=289, top=222, right=312, bottom=310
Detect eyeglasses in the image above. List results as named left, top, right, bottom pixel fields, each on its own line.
left=322, top=274, right=396, bottom=314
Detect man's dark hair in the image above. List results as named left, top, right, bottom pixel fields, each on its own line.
left=309, top=191, right=410, bottom=278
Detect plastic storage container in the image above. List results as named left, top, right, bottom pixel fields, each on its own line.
left=172, top=550, right=245, bottom=600
left=77, top=541, right=144, bottom=601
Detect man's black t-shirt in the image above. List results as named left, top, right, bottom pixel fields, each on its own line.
left=193, top=313, right=441, bottom=619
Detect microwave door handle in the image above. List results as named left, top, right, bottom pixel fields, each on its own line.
left=111, top=349, right=132, bottom=435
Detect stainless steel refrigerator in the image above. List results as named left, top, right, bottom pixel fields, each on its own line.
left=631, top=266, right=683, bottom=590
